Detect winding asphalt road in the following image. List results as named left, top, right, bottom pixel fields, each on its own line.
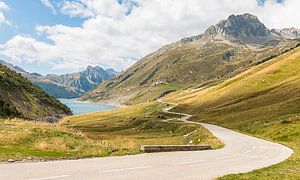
left=0, top=101, right=293, bottom=180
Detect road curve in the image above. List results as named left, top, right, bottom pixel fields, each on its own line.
left=0, top=101, right=293, bottom=180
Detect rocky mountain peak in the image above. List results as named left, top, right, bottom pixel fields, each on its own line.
left=204, top=13, right=272, bottom=44
left=86, top=65, right=93, bottom=69
left=86, top=65, right=105, bottom=73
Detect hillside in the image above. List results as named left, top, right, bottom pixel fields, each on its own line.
left=0, top=61, right=117, bottom=98
left=0, top=63, right=71, bottom=121
left=81, top=13, right=300, bottom=105
left=165, top=47, right=300, bottom=179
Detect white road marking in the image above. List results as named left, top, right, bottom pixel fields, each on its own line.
left=28, top=175, right=69, bottom=180
left=171, top=160, right=204, bottom=166
left=99, top=166, right=152, bottom=174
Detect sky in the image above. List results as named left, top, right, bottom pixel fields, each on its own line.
left=0, top=0, right=299, bottom=75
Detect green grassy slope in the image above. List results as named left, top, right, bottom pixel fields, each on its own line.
left=82, top=37, right=299, bottom=105
left=0, top=118, right=112, bottom=161
left=59, top=102, right=222, bottom=155
left=0, top=102, right=222, bottom=161
left=0, top=64, right=71, bottom=120
left=166, top=47, right=300, bottom=179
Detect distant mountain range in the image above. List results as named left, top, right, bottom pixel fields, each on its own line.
left=0, top=60, right=118, bottom=98
left=30, top=66, right=118, bottom=98
left=271, top=27, right=300, bottom=39
left=81, top=13, right=300, bottom=105
left=0, top=63, right=72, bottom=121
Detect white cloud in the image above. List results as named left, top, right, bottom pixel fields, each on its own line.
left=0, top=35, right=57, bottom=63
left=40, top=0, right=57, bottom=15
left=60, top=0, right=130, bottom=19
left=0, top=12, right=5, bottom=23
left=1, top=0, right=300, bottom=72
left=60, top=1, right=94, bottom=18
left=0, top=1, right=9, bottom=25
left=0, top=1, right=8, bottom=10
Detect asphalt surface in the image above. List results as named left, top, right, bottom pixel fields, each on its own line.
left=0, top=101, right=293, bottom=180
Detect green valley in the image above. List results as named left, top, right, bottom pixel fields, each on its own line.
left=0, top=10, right=299, bottom=179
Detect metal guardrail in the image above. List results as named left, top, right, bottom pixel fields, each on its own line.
left=141, top=145, right=212, bottom=153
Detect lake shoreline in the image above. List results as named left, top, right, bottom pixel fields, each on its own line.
left=74, top=98, right=129, bottom=108
left=58, top=98, right=118, bottom=115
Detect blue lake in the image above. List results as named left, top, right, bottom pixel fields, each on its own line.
left=59, top=99, right=117, bottom=115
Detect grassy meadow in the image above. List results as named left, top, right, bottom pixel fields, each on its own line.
left=165, top=47, right=300, bottom=179
left=0, top=102, right=222, bottom=162
left=60, top=102, right=222, bottom=155
left=0, top=118, right=112, bottom=161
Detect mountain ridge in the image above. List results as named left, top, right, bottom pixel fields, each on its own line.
left=0, top=61, right=118, bottom=98
left=81, top=13, right=300, bottom=105
left=271, top=27, right=300, bottom=39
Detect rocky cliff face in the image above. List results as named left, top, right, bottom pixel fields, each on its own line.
left=204, top=13, right=275, bottom=44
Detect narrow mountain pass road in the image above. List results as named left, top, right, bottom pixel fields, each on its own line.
left=0, top=101, right=293, bottom=180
